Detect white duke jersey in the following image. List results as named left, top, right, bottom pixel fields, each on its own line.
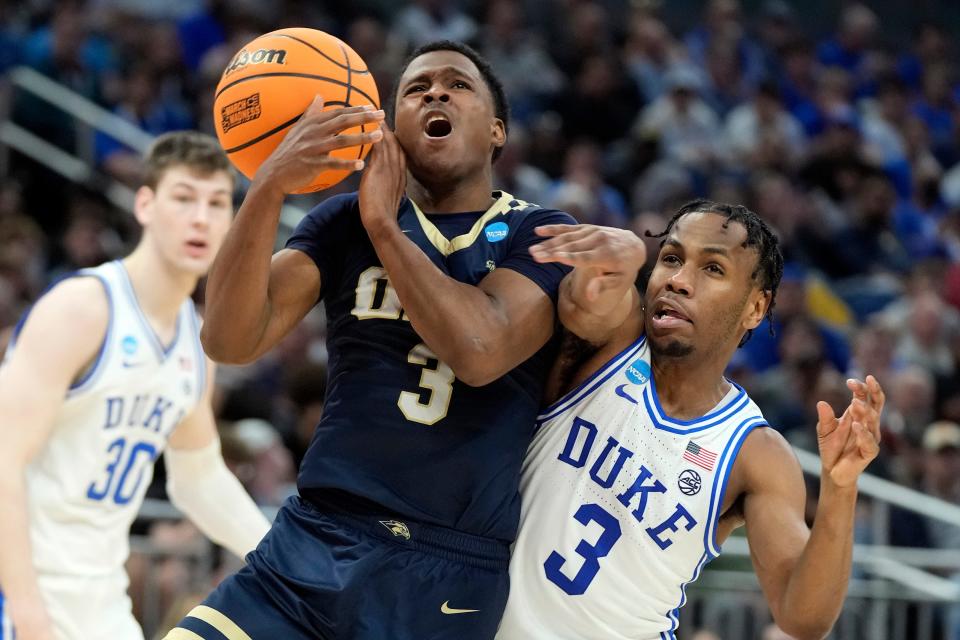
left=7, top=260, right=206, bottom=577
left=497, top=336, right=767, bottom=640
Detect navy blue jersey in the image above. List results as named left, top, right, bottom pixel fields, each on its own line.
left=286, top=190, right=574, bottom=542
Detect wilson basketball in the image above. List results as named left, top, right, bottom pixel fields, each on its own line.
left=213, top=28, right=380, bottom=193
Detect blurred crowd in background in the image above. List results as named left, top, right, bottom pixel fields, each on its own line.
left=2, top=0, right=960, bottom=634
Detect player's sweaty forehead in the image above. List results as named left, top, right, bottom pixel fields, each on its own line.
left=397, top=50, right=486, bottom=98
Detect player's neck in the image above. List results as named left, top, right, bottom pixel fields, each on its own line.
left=122, top=247, right=198, bottom=328
left=405, top=171, right=494, bottom=214
left=650, top=356, right=732, bottom=421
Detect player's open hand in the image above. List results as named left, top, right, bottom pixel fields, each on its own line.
left=815, top=375, right=884, bottom=489
left=358, top=125, right=407, bottom=235
left=254, top=95, right=385, bottom=194
left=530, top=224, right=646, bottom=305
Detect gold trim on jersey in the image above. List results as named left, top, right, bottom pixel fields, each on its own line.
left=182, top=605, right=253, bottom=640
left=409, top=190, right=528, bottom=257
left=164, top=629, right=205, bottom=640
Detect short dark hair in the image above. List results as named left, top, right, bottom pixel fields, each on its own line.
left=142, top=131, right=234, bottom=190
left=647, top=199, right=784, bottom=346
left=389, top=40, right=510, bottom=162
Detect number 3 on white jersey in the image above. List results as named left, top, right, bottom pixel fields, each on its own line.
left=398, top=343, right=455, bottom=425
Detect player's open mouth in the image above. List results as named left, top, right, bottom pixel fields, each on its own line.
left=651, top=299, right=692, bottom=327
left=653, top=309, right=690, bottom=322
left=424, top=114, right=453, bottom=138
left=185, top=240, right=208, bottom=256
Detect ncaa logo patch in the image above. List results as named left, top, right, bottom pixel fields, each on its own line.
left=484, top=222, right=509, bottom=243
left=678, top=469, right=702, bottom=496
left=121, top=335, right=139, bottom=355
left=625, top=359, right=651, bottom=385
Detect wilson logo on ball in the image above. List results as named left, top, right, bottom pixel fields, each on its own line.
left=221, top=93, right=262, bottom=132
left=224, top=48, right=287, bottom=76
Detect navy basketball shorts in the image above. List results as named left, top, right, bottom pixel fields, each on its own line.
left=165, top=496, right=511, bottom=640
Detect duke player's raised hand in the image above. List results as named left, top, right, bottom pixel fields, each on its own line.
left=254, top=96, right=385, bottom=194
left=815, top=375, right=884, bottom=489
left=358, top=126, right=407, bottom=235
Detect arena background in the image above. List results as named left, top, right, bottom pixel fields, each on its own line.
left=1, top=1, right=960, bottom=638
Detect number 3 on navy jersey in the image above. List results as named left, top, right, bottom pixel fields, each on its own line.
left=351, top=268, right=455, bottom=426
left=544, top=503, right=622, bottom=595
left=398, top=343, right=454, bottom=425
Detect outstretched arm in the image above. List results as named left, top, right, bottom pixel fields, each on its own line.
left=357, top=128, right=569, bottom=387
left=742, top=376, right=883, bottom=639
left=529, top=224, right=647, bottom=346
left=202, top=98, right=385, bottom=364
left=166, top=359, right=272, bottom=558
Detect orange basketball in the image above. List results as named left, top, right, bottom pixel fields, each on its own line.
left=213, top=28, right=380, bottom=194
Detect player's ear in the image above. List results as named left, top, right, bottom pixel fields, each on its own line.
left=491, top=118, right=506, bottom=151
left=133, top=185, right=155, bottom=226
left=742, top=288, right=771, bottom=331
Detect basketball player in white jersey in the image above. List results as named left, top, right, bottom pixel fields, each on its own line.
left=498, top=200, right=883, bottom=640
left=0, top=132, right=271, bottom=640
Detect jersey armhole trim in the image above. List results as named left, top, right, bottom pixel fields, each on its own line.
left=67, top=272, right=114, bottom=396
left=187, top=304, right=206, bottom=405
left=704, top=417, right=768, bottom=556
left=537, top=335, right=646, bottom=422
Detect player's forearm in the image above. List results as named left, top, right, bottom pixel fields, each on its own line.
left=366, top=222, right=537, bottom=385
left=559, top=273, right=638, bottom=345
left=201, top=180, right=285, bottom=362
left=777, top=481, right=857, bottom=639
left=167, top=443, right=271, bottom=558
left=0, top=469, right=48, bottom=620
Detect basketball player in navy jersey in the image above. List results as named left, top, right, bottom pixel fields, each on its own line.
left=166, top=41, right=575, bottom=640
left=497, top=203, right=883, bottom=640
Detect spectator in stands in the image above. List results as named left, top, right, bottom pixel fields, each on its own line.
left=897, top=22, right=950, bottom=93
left=549, top=1, right=613, bottom=78
left=683, top=0, right=765, bottom=90
left=920, top=421, right=960, bottom=548
left=622, top=14, right=687, bottom=103
left=779, top=39, right=819, bottom=131
left=740, top=262, right=850, bottom=374
left=862, top=76, right=910, bottom=171
left=346, top=16, right=406, bottom=108
left=546, top=141, right=628, bottom=227
left=701, top=35, right=754, bottom=117
left=479, top=0, right=564, bottom=125
left=830, top=168, right=913, bottom=281
left=754, top=0, right=800, bottom=76
left=554, top=54, right=642, bottom=145
left=750, top=315, right=835, bottom=434
left=633, top=65, right=720, bottom=179
left=886, top=365, right=937, bottom=444
left=493, top=126, right=551, bottom=206
left=912, top=64, right=958, bottom=166
left=391, top=0, right=477, bottom=50
left=816, top=4, right=878, bottom=77
left=724, top=80, right=807, bottom=172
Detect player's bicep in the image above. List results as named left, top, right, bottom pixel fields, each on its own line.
left=0, top=278, right=108, bottom=464
left=740, top=429, right=809, bottom=617
left=250, top=248, right=322, bottom=359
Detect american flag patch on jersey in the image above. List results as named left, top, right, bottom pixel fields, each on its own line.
left=683, top=441, right=718, bottom=471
